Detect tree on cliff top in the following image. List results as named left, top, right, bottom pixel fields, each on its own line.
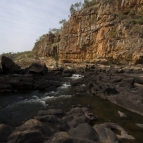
left=70, top=2, right=82, bottom=15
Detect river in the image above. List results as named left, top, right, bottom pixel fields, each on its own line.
left=0, top=74, right=143, bottom=143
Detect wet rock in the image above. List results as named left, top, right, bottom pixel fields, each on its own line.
left=116, top=69, right=124, bottom=73
left=10, top=75, right=33, bottom=90
left=119, top=78, right=135, bottom=88
left=44, top=132, right=98, bottom=143
left=34, top=81, right=52, bottom=90
left=84, top=111, right=98, bottom=121
left=34, top=115, right=58, bottom=123
left=74, top=86, right=84, bottom=92
left=0, top=124, right=14, bottom=143
left=63, top=69, right=76, bottom=74
left=67, top=107, right=84, bottom=117
left=67, top=115, right=89, bottom=129
left=135, top=77, right=143, bottom=85
left=136, top=124, right=143, bottom=129
left=0, top=76, right=13, bottom=93
left=111, top=77, right=122, bottom=84
left=118, top=111, right=127, bottom=118
left=28, top=62, right=48, bottom=75
left=0, top=83, right=13, bottom=93
left=93, top=122, right=135, bottom=143
left=69, top=123, right=99, bottom=141
left=8, top=119, right=53, bottom=143
left=62, top=69, right=76, bottom=77
left=0, top=68, right=3, bottom=75
left=44, top=132, right=72, bottom=143
left=38, top=109, right=65, bottom=117
left=71, top=79, right=83, bottom=86
left=104, top=86, right=118, bottom=95
left=8, top=130, right=46, bottom=143
left=1, top=56, right=21, bottom=74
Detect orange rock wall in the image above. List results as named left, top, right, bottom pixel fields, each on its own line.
left=59, top=0, right=143, bottom=64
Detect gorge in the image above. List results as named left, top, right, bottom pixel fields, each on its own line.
left=0, top=0, right=143, bottom=143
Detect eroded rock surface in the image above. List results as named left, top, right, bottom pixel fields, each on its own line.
left=5, top=107, right=134, bottom=143
left=84, top=64, right=143, bottom=116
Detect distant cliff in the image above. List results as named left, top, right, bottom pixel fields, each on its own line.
left=33, top=0, right=143, bottom=65
left=32, top=33, right=60, bottom=58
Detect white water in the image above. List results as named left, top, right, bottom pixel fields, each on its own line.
left=70, top=74, right=84, bottom=79
left=2, top=80, right=74, bottom=110
left=0, top=74, right=83, bottom=126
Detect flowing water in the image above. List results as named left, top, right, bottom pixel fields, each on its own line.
left=0, top=74, right=143, bottom=143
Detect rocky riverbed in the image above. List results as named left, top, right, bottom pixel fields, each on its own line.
left=0, top=56, right=143, bottom=143
left=0, top=106, right=137, bottom=143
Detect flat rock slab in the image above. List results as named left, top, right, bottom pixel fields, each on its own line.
left=93, top=122, right=135, bottom=143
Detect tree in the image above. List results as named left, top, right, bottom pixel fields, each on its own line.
left=74, top=2, right=82, bottom=11
left=49, top=28, right=61, bottom=34
left=70, top=4, right=76, bottom=15
left=59, top=19, right=67, bottom=26
left=83, top=0, right=90, bottom=8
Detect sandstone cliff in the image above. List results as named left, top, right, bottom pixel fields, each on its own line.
left=33, top=0, right=143, bottom=65
left=32, top=33, right=60, bottom=58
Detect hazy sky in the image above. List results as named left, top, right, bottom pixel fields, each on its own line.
left=0, top=0, right=83, bottom=54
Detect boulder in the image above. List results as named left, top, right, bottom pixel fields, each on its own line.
left=9, top=75, right=33, bottom=90
left=0, top=76, right=13, bottom=93
left=44, top=132, right=98, bottom=143
left=44, top=132, right=73, bottom=143
left=62, top=69, right=76, bottom=77
left=28, top=62, right=48, bottom=75
left=93, top=122, right=135, bottom=143
left=69, top=123, right=99, bottom=141
left=1, top=56, right=21, bottom=74
left=136, top=124, right=143, bottom=129
left=0, top=124, right=14, bottom=143
left=8, top=119, right=53, bottom=143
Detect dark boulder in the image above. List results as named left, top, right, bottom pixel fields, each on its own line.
left=0, top=76, right=13, bottom=93
left=69, top=123, right=99, bottom=141
left=9, top=75, right=33, bottom=90
left=7, top=119, right=53, bottom=143
left=62, top=69, right=76, bottom=77
left=1, top=56, right=21, bottom=74
left=28, top=62, right=48, bottom=75
left=0, top=124, right=14, bottom=143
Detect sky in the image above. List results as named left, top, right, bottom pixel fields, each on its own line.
left=0, top=0, right=83, bottom=54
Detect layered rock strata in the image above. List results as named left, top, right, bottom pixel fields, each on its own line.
left=59, top=0, right=143, bottom=64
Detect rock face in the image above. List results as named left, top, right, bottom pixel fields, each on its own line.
left=58, top=0, right=143, bottom=64
left=32, top=0, right=143, bottom=65
left=28, top=62, right=48, bottom=75
left=1, top=56, right=21, bottom=74
left=32, top=33, right=60, bottom=57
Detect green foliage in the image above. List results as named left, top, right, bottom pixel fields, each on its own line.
left=83, top=0, right=90, bottom=8
left=54, top=53, right=59, bottom=61
left=59, top=19, right=67, bottom=26
left=109, top=28, right=116, bottom=38
left=70, top=2, right=82, bottom=15
left=90, top=17, right=97, bottom=24
left=131, top=25, right=143, bottom=35
left=36, top=34, right=46, bottom=42
left=118, top=13, right=128, bottom=20
left=49, top=28, right=61, bottom=34
left=133, top=17, right=143, bottom=25
left=70, top=4, right=76, bottom=15
left=137, top=8, right=143, bottom=15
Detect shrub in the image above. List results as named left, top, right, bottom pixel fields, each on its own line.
left=109, top=28, right=116, bottom=38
